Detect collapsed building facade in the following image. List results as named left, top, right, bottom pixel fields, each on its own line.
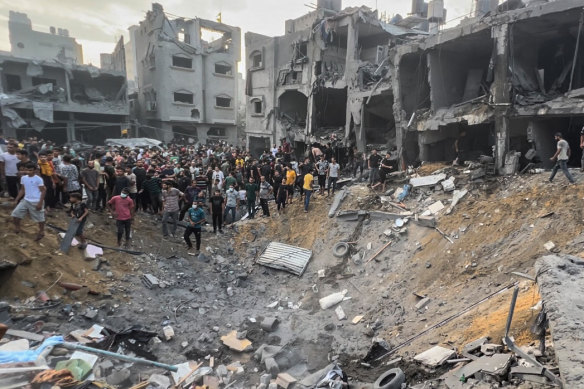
left=246, top=0, right=584, bottom=173
left=0, top=11, right=129, bottom=145
left=130, top=3, right=242, bottom=145
left=396, top=0, right=584, bottom=172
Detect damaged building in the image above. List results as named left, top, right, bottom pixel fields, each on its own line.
left=394, top=0, right=584, bottom=173
left=0, top=11, right=128, bottom=145
left=244, top=0, right=430, bottom=158
left=0, top=54, right=129, bottom=144
left=130, top=3, right=241, bottom=145
left=247, top=0, right=584, bottom=174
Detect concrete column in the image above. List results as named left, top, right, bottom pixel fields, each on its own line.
left=355, top=101, right=366, bottom=152
left=492, top=24, right=511, bottom=172
left=64, top=70, right=72, bottom=103
left=66, top=112, right=75, bottom=141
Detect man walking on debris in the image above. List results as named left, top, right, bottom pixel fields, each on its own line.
left=368, top=149, right=382, bottom=187
left=224, top=184, right=238, bottom=225
left=258, top=175, right=272, bottom=217
left=69, top=192, right=88, bottom=249
left=11, top=162, right=46, bottom=241
left=245, top=176, right=259, bottom=219
left=327, top=157, right=340, bottom=195
left=184, top=199, right=205, bottom=255
left=303, top=169, right=314, bottom=213
left=210, top=189, right=225, bottom=233
left=108, top=187, right=135, bottom=247
left=316, top=156, right=328, bottom=196
left=549, top=132, right=575, bottom=184
left=161, top=182, right=183, bottom=239
left=81, top=161, right=99, bottom=210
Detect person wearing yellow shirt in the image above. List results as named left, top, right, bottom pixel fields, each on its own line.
left=285, top=166, right=296, bottom=204
left=303, top=170, right=314, bottom=213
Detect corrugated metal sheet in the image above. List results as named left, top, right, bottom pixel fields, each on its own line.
left=256, top=242, right=313, bottom=276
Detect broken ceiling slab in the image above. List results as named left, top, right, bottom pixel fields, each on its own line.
left=369, top=210, right=414, bottom=220
left=414, top=345, right=456, bottom=368
left=256, top=242, right=312, bottom=276
left=452, top=354, right=513, bottom=380
left=410, top=173, right=447, bottom=188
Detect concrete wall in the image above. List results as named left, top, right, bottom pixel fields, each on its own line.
left=9, top=11, right=83, bottom=63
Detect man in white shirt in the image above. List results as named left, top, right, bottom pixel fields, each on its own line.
left=11, top=162, right=46, bottom=241
left=0, top=142, right=20, bottom=199
left=212, top=166, right=224, bottom=188
left=326, top=158, right=340, bottom=195
left=549, top=132, right=575, bottom=184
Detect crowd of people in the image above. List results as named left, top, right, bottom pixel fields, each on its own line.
left=0, top=135, right=399, bottom=254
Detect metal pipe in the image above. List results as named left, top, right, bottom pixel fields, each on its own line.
left=504, top=286, right=519, bottom=337
left=59, top=342, right=178, bottom=372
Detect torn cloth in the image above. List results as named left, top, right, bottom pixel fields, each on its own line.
left=33, top=101, right=54, bottom=123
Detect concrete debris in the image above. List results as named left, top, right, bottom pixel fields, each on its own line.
left=441, top=177, right=456, bottom=192
left=220, top=330, right=253, bottom=352
left=445, top=189, right=468, bottom=215
left=319, top=290, right=348, bottom=309
left=543, top=241, right=556, bottom=251
left=162, top=325, right=174, bottom=341
left=335, top=305, right=346, bottom=320
left=415, top=297, right=431, bottom=310
left=142, top=274, right=160, bottom=289
left=410, top=174, right=447, bottom=188
left=414, top=345, right=456, bottom=368
left=328, top=188, right=349, bottom=218
left=426, top=201, right=445, bottom=215
left=536, top=254, right=584, bottom=388
left=480, top=343, right=503, bottom=356
left=276, top=372, right=297, bottom=388
left=352, top=315, right=364, bottom=324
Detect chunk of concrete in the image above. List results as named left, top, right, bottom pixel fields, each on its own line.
left=276, top=372, right=297, bottom=388
left=335, top=305, right=346, bottom=321
left=414, top=345, right=456, bottom=368
left=265, top=357, right=280, bottom=377
left=415, top=297, right=431, bottom=310
left=543, top=241, right=555, bottom=251
left=162, top=325, right=174, bottom=341
left=480, top=343, right=503, bottom=356
left=427, top=201, right=445, bottom=215
left=328, top=188, right=348, bottom=218
left=410, top=173, right=447, bottom=187
left=106, top=369, right=131, bottom=386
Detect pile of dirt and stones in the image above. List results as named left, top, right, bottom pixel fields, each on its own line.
left=1, top=163, right=581, bottom=388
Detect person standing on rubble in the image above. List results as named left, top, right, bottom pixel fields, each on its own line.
left=258, top=175, right=273, bottom=217
left=108, top=187, right=135, bottom=247
left=549, top=132, right=576, bottom=184
left=184, top=199, right=206, bottom=255
left=11, top=162, right=46, bottom=241
left=368, top=149, right=382, bottom=187
left=161, top=181, right=183, bottom=239
left=303, top=169, right=314, bottom=213
left=327, top=157, right=340, bottom=195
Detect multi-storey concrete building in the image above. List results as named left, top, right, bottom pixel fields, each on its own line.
left=8, top=11, right=83, bottom=64
left=0, top=54, right=128, bottom=144
left=247, top=0, right=584, bottom=174
left=129, top=3, right=241, bottom=145
left=244, top=0, right=423, bottom=157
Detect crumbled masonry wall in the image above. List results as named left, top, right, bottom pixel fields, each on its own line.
left=536, top=254, right=584, bottom=388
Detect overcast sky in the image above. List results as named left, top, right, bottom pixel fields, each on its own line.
left=0, top=0, right=472, bottom=66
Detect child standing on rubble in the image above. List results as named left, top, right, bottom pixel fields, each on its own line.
left=69, top=192, right=89, bottom=249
